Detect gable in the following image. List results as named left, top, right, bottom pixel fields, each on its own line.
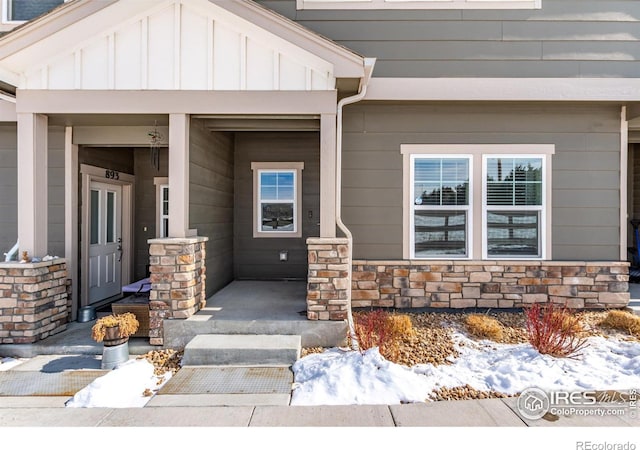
left=0, top=0, right=361, bottom=91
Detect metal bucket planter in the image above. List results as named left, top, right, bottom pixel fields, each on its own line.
left=101, top=326, right=130, bottom=370
left=101, top=341, right=130, bottom=370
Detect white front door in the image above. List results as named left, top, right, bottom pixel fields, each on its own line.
left=88, top=181, right=122, bottom=303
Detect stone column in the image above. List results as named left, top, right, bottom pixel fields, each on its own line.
left=147, top=237, right=208, bottom=345
left=0, top=259, right=68, bottom=343
left=306, top=237, right=350, bottom=321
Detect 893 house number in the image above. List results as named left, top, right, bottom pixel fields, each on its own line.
left=105, top=170, right=120, bottom=180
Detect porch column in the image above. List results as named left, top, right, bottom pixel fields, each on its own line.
left=168, top=113, right=192, bottom=238
left=17, top=113, right=48, bottom=257
left=320, top=113, right=337, bottom=238
left=64, top=127, right=78, bottom=320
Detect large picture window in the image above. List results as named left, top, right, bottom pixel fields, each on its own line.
left=401, top=144, right=554, bottom=260
left=411, top=156, right=471, bottom=258
left=251, top=162, right=304, bottom=238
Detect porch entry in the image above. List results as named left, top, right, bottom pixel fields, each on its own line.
left=88, top=181, right=122, bottom=303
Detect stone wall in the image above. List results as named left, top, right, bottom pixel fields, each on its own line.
left=351, top=260, right=629, bottom=309
left=306, top=238, right=350, bottom=320
left=0, top=259, right=68, bottom=343
left=148, top=237, right=208, bottom=345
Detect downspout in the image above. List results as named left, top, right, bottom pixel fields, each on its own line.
left=620, top=106, right=629, bottom=261
left=336, top=58, right=376, bottom=352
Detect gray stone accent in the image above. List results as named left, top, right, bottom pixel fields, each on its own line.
left=147, top=237, right=208, bottom=345
left=351, top=260, right=630, bottom=309
left=0, top=259, right=68, bottom=343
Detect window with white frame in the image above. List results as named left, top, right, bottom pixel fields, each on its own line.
left=483, top=156, right=544, bottom=258
left=297, top=0, right=541, bottom=10
left=159, top=185, right=169, bottom=238
left=401, top=144, right=554, bottom=260
left=2, top=0, right=65, bottom=23
left=411, top=155, right=471, bottom=258
left=251, top=162, right=304, bottom=238
left=154, top=177, right=169, bottom=238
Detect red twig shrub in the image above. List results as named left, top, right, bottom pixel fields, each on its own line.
left=354, top=309, right=391, bottom=352
left=524, top=303, right=588, bottom=358
left=353, top=310, right=409, bottom=360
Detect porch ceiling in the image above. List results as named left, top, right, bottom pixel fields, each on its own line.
left=194, top=115, right=320, bottom=132
left=47, top=113, right=168, bottom=127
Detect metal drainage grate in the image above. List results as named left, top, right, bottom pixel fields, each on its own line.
left=158, top=367, right=293, bottom=395
left=0, top=371, right=106, bottom=396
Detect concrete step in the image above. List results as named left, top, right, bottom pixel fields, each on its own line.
left=181, top=334, right=301, bottom=366
left=162, top=316, right=347, bottom=349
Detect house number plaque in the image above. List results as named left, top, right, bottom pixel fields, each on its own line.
left=105, top=170, right=120, bottom=180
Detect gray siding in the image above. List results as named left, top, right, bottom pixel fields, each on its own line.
left=342, top=102, right=621, bottom=261
left=0, top=124, right=16, bottom=256
left=189, top=121, right=235, bottom=296
left=234, top=132, right=320, bottom=280
left=48, top=127, right=65, bottom=258
left=259, top=0, right=640, bottom=78
left=0, top=125, right=65, bottom=259
left=133, top=147, right=168, bottom=280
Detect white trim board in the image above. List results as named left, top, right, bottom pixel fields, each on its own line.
left=297, top=0, right=540, bottom=9
left=366, top=78, right=640, bottom=102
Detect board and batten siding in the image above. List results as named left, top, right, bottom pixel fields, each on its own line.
left=342, top=102, right=622, bottom=261
left=189, top=121, right=234, bottom=297
left=259, top=0, right=640, bottom=78
left=234, top=131, right=320, bottom=280
left=0, top=125, right=65, bottom=259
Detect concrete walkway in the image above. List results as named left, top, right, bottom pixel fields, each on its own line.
left=0, top=354, right=637, bottom=427
left=0, top=397, right=637, bottom=427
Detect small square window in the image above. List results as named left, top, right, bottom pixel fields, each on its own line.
left=251, top=162, right=304, bottom=238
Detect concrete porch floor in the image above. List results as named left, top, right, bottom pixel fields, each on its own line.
left=162, top=280, right=348, bottom=349
left=199, top=280, right=308, bottom=321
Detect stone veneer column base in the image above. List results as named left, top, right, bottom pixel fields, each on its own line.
left=148, top=237, right=208, bottom=345
left=0, top=259, right=68, bottom=343
left=306, top=237, right=351, bottom=321
left=351, top=260, right=630, bottom=310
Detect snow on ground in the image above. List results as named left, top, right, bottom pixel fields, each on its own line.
left=290, top=333, right=640, bottom=406
left=4, top=331, right=638, bottom=408
left=65, top=358, right=172, bottom=408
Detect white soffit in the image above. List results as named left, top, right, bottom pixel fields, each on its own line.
left=0, top=0, right=336, bottom=91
